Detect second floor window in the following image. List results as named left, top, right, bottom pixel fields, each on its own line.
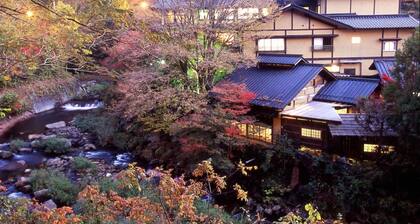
left=313, top=37, right=333, bottom=51
left=258, top=38, right=285, bottom=51
left=383, top=41, right=397, bottom=52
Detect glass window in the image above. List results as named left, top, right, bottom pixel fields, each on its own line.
left=335, top=108, right=348, bottom=114
left=383, top=41, right=396, bottom=52
left=313, top=37, right=332, bottom=50
left=261, top=8, right=269, bottom=16
left=238, top=8, right=259, bottom=19
left=343, top=68, right=356, bottom=76
left=364, top=144, right=395, bottom=153
left=325, top=64, right=340, bottom=73
left=352, top=37, right=361, bottom=44
left=313, top=37, right=323, bottom=50
left=199, top=9, right=209, bottom=20
left=258, top=38, right=284, bottom=51
left=301, top=128, right=322, bottom=139
left=236, top=123, right=272, bottom=143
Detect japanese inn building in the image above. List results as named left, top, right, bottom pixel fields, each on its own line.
left=220, top=0, right=418, bottom=159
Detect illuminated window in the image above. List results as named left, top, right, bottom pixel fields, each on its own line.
left=325, top=64, right=340, bottom=73
left=335, top=108, right=348, bottom=114
left=364, top=144, right=395, bottom=153
left=352, top=37, right=361, bottom=44
left=236, top=123, right=272, bottom=143
left=313, top=37, right=333, bottom=51
left=258, top=38, right=284, bottom=51
left=383, top=41, right=396, bottom=52
left=261, top=8, right=269, bottom=16
left=301, top=128, right=322, bottom=139
left=238, top=8, right=259, bottom=19
left=198, top=9, right=209, bottom=20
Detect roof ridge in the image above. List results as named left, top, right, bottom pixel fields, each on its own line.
left=257, top=53, right=304, bottom=57
left=330, top=14, right=412, bottom=18
left=336, top=76, right=380, bottom=82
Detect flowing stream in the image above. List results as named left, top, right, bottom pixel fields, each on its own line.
left=0, top=99, right=133, bottom=196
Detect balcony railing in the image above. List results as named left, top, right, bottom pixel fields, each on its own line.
left=312, top=45, right=333, bottom=51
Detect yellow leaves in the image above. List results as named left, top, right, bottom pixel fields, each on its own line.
left=237, top=160, right=258, bottom=176
left=233, top=183, right=248, bottom=202
left=193, top=160, right=227, bottom=193
left=304, top=203, right=322, bottom=223
left=82, top=49, right=93, bottom=55
left=113, top=0, right=130, bottom=10
left=2, top=75, right=11, bottom=81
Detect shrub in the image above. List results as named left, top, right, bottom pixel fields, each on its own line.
left=74, top=114, right=119, bottom=147
left=32, top=137, right=71, bottom=155
left=30, top=169, right=79, bottom=205
left=0, top=92, right=24, bottom=115
left=9, top=139, right=28, bottom=152
left=71, top=157, right=97, bottom=172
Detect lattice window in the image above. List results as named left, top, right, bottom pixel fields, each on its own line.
left=301, top=128, right=322, bottom=139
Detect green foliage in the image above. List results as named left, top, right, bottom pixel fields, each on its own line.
left=32, top=137, right=71, bottom=155
left=195, top=200, right=245, bottom=224
left=383, top=30, right=420, bottom=156
left=9, top=139, right=27, bottom=152
left=0, top=92, right=24, bottom=115
left=30, top=169, right=79, bottom=205
left=71, top=157, right=97, bottom=172
left=74, top=114, right=120, bottom=147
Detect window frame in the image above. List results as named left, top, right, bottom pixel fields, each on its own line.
left=383, top=41, right=397, bottom=52
left=301, top=128, right=322, bottom=140
left=237, top=122, right=273, bottom=143
left=313, top=37, right=333, bottom=51
left=257, top=38, right=285, bottom=52
left=343, top=68, right=356, bottom=76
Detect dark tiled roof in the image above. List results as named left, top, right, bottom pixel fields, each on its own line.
left=328, top=14, right=419, bottom=29
left=257, top=54, right=307, bottom=66
left=329, top=114, right=397, bottom=137
left=313, top=77, right=380, bottom=105
left=226, top=64, right=334, bottom=110
left=369, top=59, right=396, bottom=78
left=280, top=4, right=352, bottom=28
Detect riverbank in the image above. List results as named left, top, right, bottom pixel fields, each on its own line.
left=0, top=112, right=34, bottom=137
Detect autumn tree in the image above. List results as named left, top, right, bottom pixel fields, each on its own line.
left=383, top=29, right=420, bottom=156
left=107, top=0, right=275, bottom=93
left=0, top=0, right=133, bottom=86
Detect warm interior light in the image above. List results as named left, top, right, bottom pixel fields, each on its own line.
left=352, top=36, right=361, bottom=44
left=139, top=1, right=149, bottom=9
left=26, top=10, right=34, bottom=17
left=326, top=64, right=340, bottom=73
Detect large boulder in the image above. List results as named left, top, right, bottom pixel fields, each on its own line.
left=15, top=176, right=32, bottom=188
left=0, top=150, right=13, bottom=159
left=45, top=121, right=66, bottom=129
left=0, top=143, right=10, bottom=151
left=28, top=134, right=44, bottom=140
left=34, top=189, right=50, bottom=201
left=43, top=199, right=57, bottom=210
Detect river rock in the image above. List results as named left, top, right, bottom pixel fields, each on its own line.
left=15, top=176, right=32, bottom=188
left=28, top=134, right=44, bottom=140
left=45, top=121, right=66, bottom=129
left=16, top=160, right=26, bottom=166
left=0, top=143, right=9, bottom=150
left=0, top=150, right=13, bottom=159
left=42, top=134, right=57, bottom=140
left=46, top=158, right=67, bottom=168
left=34, top=189, right=50, bottom=201
left=83, top=143, right=96, bottom=150
left=43, top=199, right=57, bottom=210
left=18, top=148, right=33, bottom=153
left=24, top=169, right=32, bottom=174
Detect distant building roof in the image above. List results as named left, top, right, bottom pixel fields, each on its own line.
left=369, top=59, right=396, bottom=79
left=226, top=64, right=335, bottom=110
left=327, top=14, right=419, bottom=29
left=329, top=114, right=397, bottom=137
left=313, top=77, right=380, bottom=105
left=280, top=4, right=353, bottom=28
left=257, top=54, right=307, bottom=66
left=282, top=101, right=343, bottom=122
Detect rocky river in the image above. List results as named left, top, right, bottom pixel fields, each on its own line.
left=0, top=99, right=133, bottom=205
